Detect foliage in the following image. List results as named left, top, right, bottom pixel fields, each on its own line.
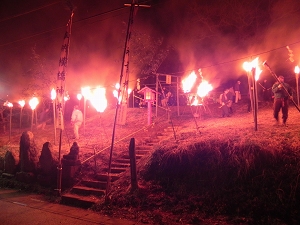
left=141, top=139, right=300, bottom=223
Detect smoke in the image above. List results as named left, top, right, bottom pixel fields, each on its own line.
left=149, top=0, right=300, bottom=87
left=1, top=0, right=300, bottom=101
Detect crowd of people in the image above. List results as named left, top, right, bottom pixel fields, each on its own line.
left=218, top=76, right=294, bottom=126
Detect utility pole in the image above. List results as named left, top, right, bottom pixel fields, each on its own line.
left=105, top=0, right=150, bottom=203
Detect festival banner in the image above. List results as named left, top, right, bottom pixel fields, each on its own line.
left=56, top=13, right=74, bottom=130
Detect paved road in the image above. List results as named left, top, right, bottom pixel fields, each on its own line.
left=0, top=188, right=138, bottom=225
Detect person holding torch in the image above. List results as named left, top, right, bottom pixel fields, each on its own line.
left=272, top=75, right=293, bottom=126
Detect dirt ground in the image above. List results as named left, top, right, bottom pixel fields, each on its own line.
left=1, top=99, right=300, bottom=174
left=1, top=99, right=300, bottom=224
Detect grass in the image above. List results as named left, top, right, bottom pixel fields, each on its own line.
left=1, top=99, right=300, bottom=224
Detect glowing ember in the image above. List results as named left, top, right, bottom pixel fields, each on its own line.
left=182, top=71, right=197, bottom=93
left=90, top=87, right=107, bottom=113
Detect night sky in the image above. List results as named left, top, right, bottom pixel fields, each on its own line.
left=1, top=0, right=300, bottom=101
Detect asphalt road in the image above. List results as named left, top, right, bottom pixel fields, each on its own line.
left=0, top=188, right=138, bottom=225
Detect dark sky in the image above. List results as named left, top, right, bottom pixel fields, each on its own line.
left=1, top=0, right=300, bottom=101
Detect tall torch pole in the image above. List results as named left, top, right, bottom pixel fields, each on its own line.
left=3, top=101, right=14, bottom=141
left=295, top=66, right=299, bottom=107
left=81, top=87, right=91, bottom=136
left=252, top=67, right=258, bottom=131
left=51, top=88, right=57, bottom=145
left=18, top=100, right=25, bottom=129
left=9, top=103, right=13, bottom=141
left=29, top=97, right=39, bottom=131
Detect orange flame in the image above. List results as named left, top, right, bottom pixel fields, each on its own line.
left=91, top=87, right=107, bottom=113
left=295, top=66, right=300, bottom=74
left=51, top=88, right=56, bottom=100
left=113, top=83, right=131, bottom=103
left=29, top=97, right=39, bottom=110
left=182, top=71, right=197, bottom=93
left=243, top=57, right=262, bottom=81
left=197, top=80, right=213, bottom=98
left=18, top=100, right=25, bottom=108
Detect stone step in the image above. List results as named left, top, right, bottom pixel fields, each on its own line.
left=135, top=145, right=153, bottom=150
left=95, top=173, right=120, bottom=182
left=61, top=193, right=100, bottom=209
left=164, top=127, right=182, bottom=132
left=103, top=167, right=126, bottom=173
left=157, top=135, right=170, bottom=139
left=135, top=150, right=150, bottom=155
left=72, top=185, right=105, bottom=196
left=81, top=180, right=107, bottom=189
left=122, top=154, right=143, bottom=160
left=114, top=158, right=130, bottom=164
left=111, top=162, right=130, bottom=168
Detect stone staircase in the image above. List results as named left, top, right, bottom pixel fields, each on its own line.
left=60, top=126, right=177, bottom=208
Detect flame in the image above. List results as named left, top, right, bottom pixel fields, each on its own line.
left=81, top=86, right=92, bottom=100
left=113, top=83, right=131, bottom=103
left=18, top=100, right=25, bottom=108
left=197, top=80, right=213, bottom=98
left=90, top=87, right=107, bottom=113
left=243, top=57, right=262, bottom=81
left=51, top=88, right=56, bottom=100
left=77, top=93, right=82, bottom=101
left=29, top=97, right=39, bottom=110
left=295, top=66, right=300, bottom=74
left=113, top=83, right=121, bottom=103
left=3, top=101, right=13, bottom=108
left=182, top=71, right=197, bottom=93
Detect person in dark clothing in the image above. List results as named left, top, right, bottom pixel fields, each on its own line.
left=260, top=79, right=272, bottom=102
left=234, top=80, right=241, bottom=103
left=272, top=76, right=293, bottom=126
left=227, top=87, right=234, bottom=114
left=219, top=89, right=231, bottom=117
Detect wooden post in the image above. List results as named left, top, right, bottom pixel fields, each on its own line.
left=147, top=101, right=152, bottom=125
left=252, top=67, right=258, bottom=131
left=156, top=74, right=158, bottom=117
left=129, top=138, right=138, bottom=191
left=177, top=76, right=180, bottom=116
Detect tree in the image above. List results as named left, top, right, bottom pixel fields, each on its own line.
left=22, top=46, right=56, bottom=102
